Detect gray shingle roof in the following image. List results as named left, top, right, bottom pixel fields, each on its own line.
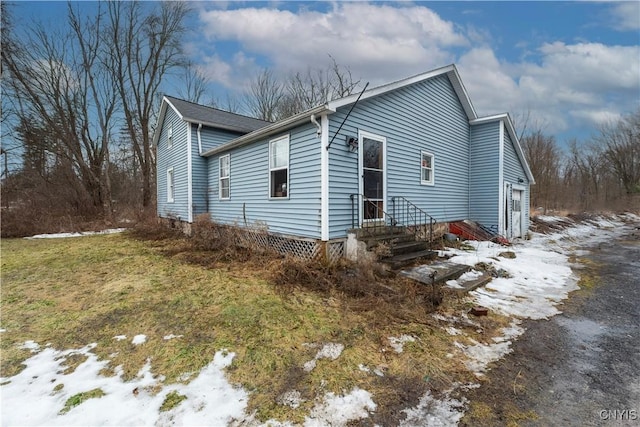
left=165, top=96, right=270, bottom=133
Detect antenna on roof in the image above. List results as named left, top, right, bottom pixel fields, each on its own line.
left=326, top=82, right=369, bottom=151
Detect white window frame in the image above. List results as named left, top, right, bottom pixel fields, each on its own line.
left=420, top=150, right=435, bottom=186
left=167, top=167, right=175, bottom=203
left=167, top=123, right=173, bottom=148
left=219, top=154, right=230, bottom=200
left=269, top=135, right=290, bottom=199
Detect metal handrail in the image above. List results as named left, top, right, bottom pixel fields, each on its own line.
left=391, top=196, right=436, bottom=247
left=349, top=194, right=397, bottom=233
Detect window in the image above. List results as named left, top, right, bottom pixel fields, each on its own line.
left=421, top=151, right=434, bottom=185
left=219, top=155, right=230, bottom=200
left=167, top=167, right=174, bottom=203
left=167, top=123, right=173, bottom=148
left=269, top=136, right=289, bottom=198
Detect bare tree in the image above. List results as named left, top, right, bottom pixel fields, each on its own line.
left=597, top=109, right=640, bottom=195
left=245, top=68, right=284, bottom=122
left=521, top=130, right=562, bottom=213
left=2, top=2, right=117, bottom=217
left=567, top=139, right=605, bottom=210
left=245, top=57, right=361, bottom=122
left=106, top=1, right=191, bottom=210
left=179, top=60, right=209, bottom=104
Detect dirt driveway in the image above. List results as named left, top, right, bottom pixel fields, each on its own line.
left=460, top=229, right=640, bottom=426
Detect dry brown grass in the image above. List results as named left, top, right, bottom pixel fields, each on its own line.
left=1, top=218, right=512, bottom=423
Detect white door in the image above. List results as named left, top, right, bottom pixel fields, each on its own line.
left=512, top=189, right=522, bottom=238
left=359, top=133, right=386, bottom=224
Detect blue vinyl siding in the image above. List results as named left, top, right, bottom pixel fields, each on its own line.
left=207, top=123, right=322, bottom=238
left=503, top=130, right=531, bottom=231
left=200, top=127, right=243, bottom=152
left=157, top=108, right=189, bottom=220
left=469, top=121, right=501, bottom=231
left=327, top=74, right=470, bottom=238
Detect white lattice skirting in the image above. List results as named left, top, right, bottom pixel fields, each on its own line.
left=240, top=230, right=345, bottom=262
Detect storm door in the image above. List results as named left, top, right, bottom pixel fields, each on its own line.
left=359, top=132, right=386, bottom=224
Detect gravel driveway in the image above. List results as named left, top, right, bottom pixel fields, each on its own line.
left=460, top=228, right=640, bottom=426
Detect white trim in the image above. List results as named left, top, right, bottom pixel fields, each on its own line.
left=498, top=121, right=505, bottom=235
left=320, top=114, right=330, bottom=241
left=471, top=113, right=535, bottom=184
left=203, top=105, right=332, bottom=157
left=512, top=183, right=527, bottom=238
left=268, top=134, right=290, bottom=200
left=153, top=96, right=185, bottom=146
left=219, top=154, right=230, bottom=200
left=358, top=130, right=387, bottom=224
left=166, top=167, right=175, bottom=203
left=420, top=150, right=435, bottom=186
left=187, top=124, right=193, bottom=222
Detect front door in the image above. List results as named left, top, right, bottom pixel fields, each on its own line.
left=359, top=132, right=386, bottom=224
left=512, top=189, right=522, bottom=237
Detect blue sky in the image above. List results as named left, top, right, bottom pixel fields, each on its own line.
left=11, top=1, right=640, bottom=145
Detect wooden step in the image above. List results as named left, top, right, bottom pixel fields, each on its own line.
left=364, top=233, right=415, bottom=249
left=399, top=262, right=471, bottom=285
left=382, top=249, right=438, bottom=270
left=390, top=240, right=429, bottom=255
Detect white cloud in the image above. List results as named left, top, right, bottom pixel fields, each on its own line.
left=609, top=2, right=640, bottom=31
left=198, top=3, right=466, bottom=87
left=458, top=41, right=640, bottom=135
left=193, top=3, right=639, bottom=139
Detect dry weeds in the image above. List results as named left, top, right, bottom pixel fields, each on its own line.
left=1, top=218, right=511, bottom=424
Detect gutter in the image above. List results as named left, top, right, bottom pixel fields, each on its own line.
left=197, top=123, right=203, bottom=155
left=202, top=104, right=334, bottom=157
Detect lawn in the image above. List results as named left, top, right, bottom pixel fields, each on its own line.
left=1, top=228, right=507, bottom=423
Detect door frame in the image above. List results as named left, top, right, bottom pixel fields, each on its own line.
left=511, top=184, right=526, bottom=238
left=358, top=130, right=387, bottom=226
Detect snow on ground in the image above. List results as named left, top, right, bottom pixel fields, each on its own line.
left=438, top=213, right=638, bottom=379
left=0, top=344, right=246, bottom=426
left=3, top=214, right=638, bottom=425
left=26, top=228, right=126, bottom=239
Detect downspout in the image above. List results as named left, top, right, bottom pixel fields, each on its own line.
left=319, top=114, right=330, bottom=241
left=197, top=123, right=203, bottom=155
left=310, top=114, right=321, bottom=137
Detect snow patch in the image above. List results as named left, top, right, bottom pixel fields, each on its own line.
left=20, top=340, right=41, bottom=353
left=131, top=335, right=146, bottom=345
left=305, top=388, right=376, bottom=427
left=113, top=335, right=127, bottom=341
left=0, top=343, right=246, bottom=426
left=303, top=342, right=344, bottom=372
left=388, top=335, right=416, bottom=353
left=400, top=389, right=465, bottom=427
left=163, top=334, right=183, bottom=340
left=26, top=228, right=126, bottom=239
left=461, top=321, right=525, bottom=375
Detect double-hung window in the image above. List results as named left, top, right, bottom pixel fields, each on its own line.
left=167, top=123, right=173, bottom=148
left=167, top=167, right=174, bottom=202
left=421, top=151, right=434, bottom=185
left=219, top=155, right=230, bottom=200
left=269, top=135, right=289, bottom=198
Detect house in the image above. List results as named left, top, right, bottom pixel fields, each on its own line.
left=154, top=64, right=535, bottom=261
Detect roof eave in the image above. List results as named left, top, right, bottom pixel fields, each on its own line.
left=202, top=105, right=334, bottom=157
left=181, top=117, right=259, bottom=134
